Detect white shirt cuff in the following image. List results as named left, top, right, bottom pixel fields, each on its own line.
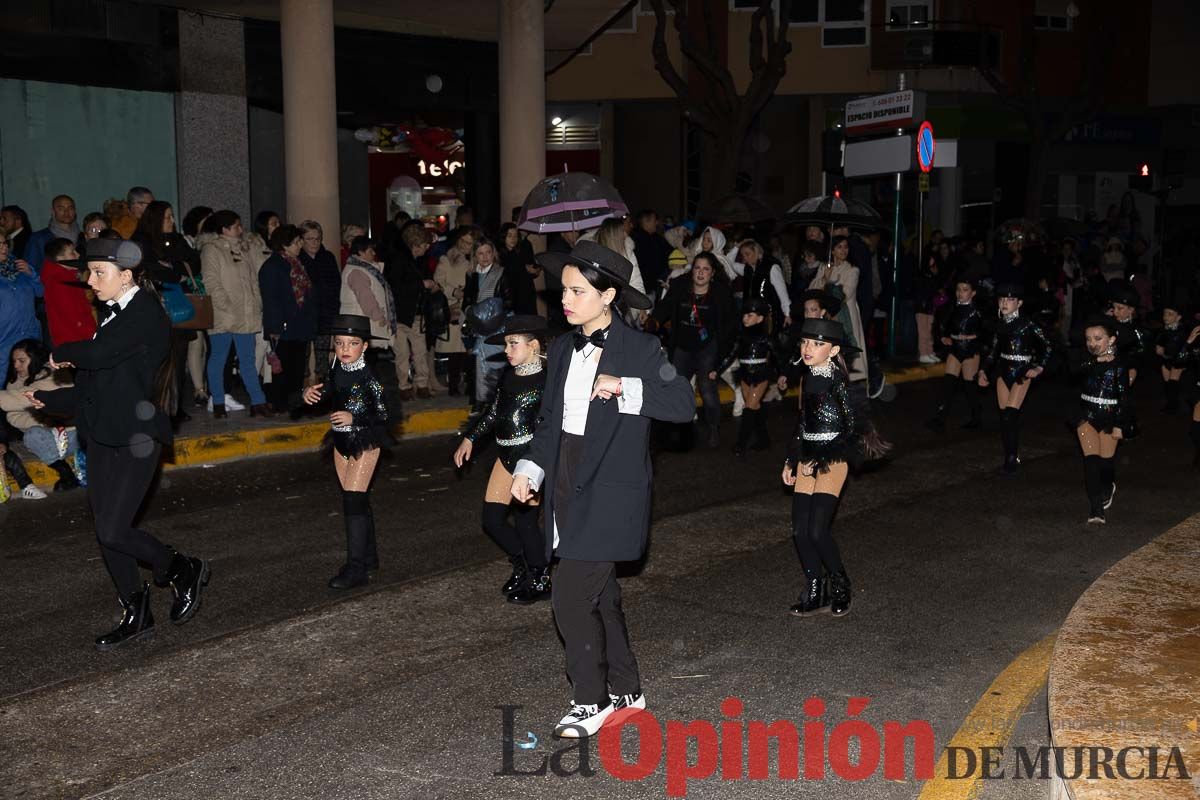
left=513, top=459, right=544, bottom=492
left=617, top=376, right=643, bottom=415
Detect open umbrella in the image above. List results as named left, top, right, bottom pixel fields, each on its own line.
left=783, top=193, right=884, bottom=230
left=516, top=172, right=628, bottom=234
left=698, top=193, right=777, bottom=225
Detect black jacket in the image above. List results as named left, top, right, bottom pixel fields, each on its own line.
left=385, top=245, right=427, bottom=327
left=259, top=253, right=318, bottom=341
left=499, top=241, right=539, bottom=315
left=300, top=246, right=342, bottom=328
left=520, top=316, right=695, bottom=562
left=37, top=288, right=172, bottom=447
left=653, top=277, right=736, bottom=356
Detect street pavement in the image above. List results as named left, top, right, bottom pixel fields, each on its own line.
left=1, top=371, right=1197, bottom=799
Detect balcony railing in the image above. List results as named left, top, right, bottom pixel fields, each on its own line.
left=870, top=20, right=1001, bottom=71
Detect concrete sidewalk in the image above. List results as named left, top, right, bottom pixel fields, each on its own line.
left=4, top=359, right=944, bottom=489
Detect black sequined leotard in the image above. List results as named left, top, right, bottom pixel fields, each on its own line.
left=717, top=322, right=786, bottom=385
left=1156, top=323, right=1189, bottom=367
left=786, top=361, right=858, bottom=473
left=464, top=361, right=546, bottom=472
left=941, top=302, right=984, bottom=360
left=1112, top=318, right=1148, bottom=371
left=981, top=313, right=1051, bottom=387
left=319, top=356, right=389, bottom=459
left=1069, top=356, right=1132, bottom=434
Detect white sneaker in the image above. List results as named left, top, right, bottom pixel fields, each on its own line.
left=732, top=387, right=745, bottom=418
left=554, top=702, right=615, bottom=738
left=919, top=354, right=940, bottom=364
left=223, top=394, right=246, bottom=411
left=1103, top=483, right=1116, bottom=510
left=609, top=692, right=646, bottom=711
left=21, top=485, right=48, bottom=500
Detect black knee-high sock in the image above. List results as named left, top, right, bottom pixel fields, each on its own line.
left=513, top=503, right=545, bottom=569
left=1099, top=457, right=1116, bottom=495
left=1190, top=420, right=1200, bottom=453
left=481, top=501, right=523, bottom=558
left=1083, top=455, right=1104, bottom=511
left=963, top=378, right=981, bottom=418
left=999, top=408, right=1016, bottom=457
left=808, top=493, right=845, bottom=575
left=1010, top=408, right=1022, bottom=458
left=363, top=493, right=379, bottom=566
left=341, top=489, right=371, bottom=572
left=791, top=493, right=819, bottom=581
left=938, top=374, right=959, bottom=413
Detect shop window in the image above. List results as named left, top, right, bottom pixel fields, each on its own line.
left=886, top=0, right=930, bottom=29
left=822, top=0, right=868, bottom=47
left=1034, top=0, right=1074, bottom=30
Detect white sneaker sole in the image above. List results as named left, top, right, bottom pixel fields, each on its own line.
left=554, top=704, right=615, bottom=738
left=1103, top=484, right=1116, bottom=510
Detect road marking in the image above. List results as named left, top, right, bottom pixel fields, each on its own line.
left=918, top=632, right=1057, bottom=800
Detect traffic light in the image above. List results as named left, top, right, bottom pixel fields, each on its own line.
left=1130, top=163, right=1153, bottom=191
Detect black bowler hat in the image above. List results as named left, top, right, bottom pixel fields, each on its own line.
left=1083, top=315, right=1118, bottom=337
left=740, top=297, right=772, bottom=318
left=995, top=282, right=1024, bottom=300
left=485, top=314, right=549, bottom=345
left=797, top=289, right=841, bottom=317
left=796, top=318, right=860, bottom=352
left=1108, top=284, right=1140, bottom=309
left=321, top=314, right=391, bottom=340
left=536, top=239, right=652, bottom=310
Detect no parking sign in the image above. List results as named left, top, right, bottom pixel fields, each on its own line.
left=917, top=121, right=935, bottom=173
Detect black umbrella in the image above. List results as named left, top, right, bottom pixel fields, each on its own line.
left=516, top=172, right=628, bottom=234
left=698, top=193, right=777, bottom=225
left=783, top=193, right=884, bottom=230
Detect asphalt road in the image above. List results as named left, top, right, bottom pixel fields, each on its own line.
left=1, top=370, right=1196, bottom=799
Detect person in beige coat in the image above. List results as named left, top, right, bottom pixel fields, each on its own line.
left=200, top=210, right=270, bottom=417
left=808, top=237, right=868, bottom=382
left=433, top=227, right=475, bottom=396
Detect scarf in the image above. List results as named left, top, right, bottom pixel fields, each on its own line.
left=48, top=217, right=81, bottom=242
left=284, top=253, right=311, bottom=308
left=348, top=256, right=397, bottom=335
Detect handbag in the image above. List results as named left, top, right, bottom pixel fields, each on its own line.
left=174, top=262, right=214, bottom=331
left=161, top=281, right=196, bottom=325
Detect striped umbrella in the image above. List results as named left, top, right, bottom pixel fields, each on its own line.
left=516, top=172, right=628, bottom=234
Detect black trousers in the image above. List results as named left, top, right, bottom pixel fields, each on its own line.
left=551, top=559, right=641, bottom=707
left=673, top=341, right=720, bottom=429
left=269, top=339, right=308, bottom=412
left=87, top=440, right=172, bottom=600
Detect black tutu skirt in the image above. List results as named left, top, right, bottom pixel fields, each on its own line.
left=320, top=424, right=394, bottom=459
left=1068, top=405, right=1136, bottom=438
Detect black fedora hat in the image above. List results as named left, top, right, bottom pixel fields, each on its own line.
left=485, top=314, right=549, bottom=345
left=796, top=318, right=860, bottom=352
left=1082, top=315, right=1118, bottom=337
left=62, top=239, right=176, bottom=283
left=740, top=297, right=772, bottom=317
left=322, top=313, right=391, bottom=340
left=1108, top=283, right=1139, bottom=309
left=536, top=239, right=652, bottom=310
left=797, top=288, right=842, bottom=317
left=995, top=282, right=1024, bottom=300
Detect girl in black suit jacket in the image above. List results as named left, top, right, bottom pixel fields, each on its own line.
left=29, top=239, right=210, bottom=651
left=510, top=240, right=695, bottom=739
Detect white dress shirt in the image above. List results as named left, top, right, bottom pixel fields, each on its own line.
left=99, top=285, right=140, bottom=330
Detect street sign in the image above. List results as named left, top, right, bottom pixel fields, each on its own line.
left=843, top=135, right=914, bottom=178
left=918, top=173, right=930, bottom=192
left=917, top=121, right=936, bottom=173
left=844, top=90, right=927, bottom=136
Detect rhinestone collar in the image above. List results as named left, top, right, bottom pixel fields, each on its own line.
left=514, top=361, right=544, bottom=376
left=809, top=360, right=834, bottom=378
left=1002, top=311, right=1020, bottom=323
left=1166, top=322, right=1179, bottom=331
left=342, top=355, right=367, bottom=372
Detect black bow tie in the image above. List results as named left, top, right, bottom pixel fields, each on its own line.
left=573, top=327, right=610, bottom=352
left=103, top=303, right=121, bottom=320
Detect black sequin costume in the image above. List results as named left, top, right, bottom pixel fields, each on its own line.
left=464, top=361, right=546, bottom=472
left=981, top=314, right=1051, bottom=387
left=319, top=357, right=390, bottom=459
left=941, top=302, right=984, bottom=360
left=1156, top=323, right=1188, bottom=367
left=1112, top=318, right=1148, bottom=371
left=786, top=362, right=858, bottom=473
left=1069, top=357, right=1132, bottom=434
left=717, top=321, right=786, bottom=384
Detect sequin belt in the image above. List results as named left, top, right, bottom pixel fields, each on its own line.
left=740, top=358, right=768, bottom=365
left=1000, top=353, right=1032, bottom=362
left=1080, top=394, right=1118, bottom=406
left=496, top=433, right=533, bottom=447
left=332, top=424, right=355, bottom=433
left=802, top=431, right=839, bottom=442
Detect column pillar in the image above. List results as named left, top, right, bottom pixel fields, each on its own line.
left=499, top=0, right=545, bottom=222
left=280, top=0, right=339, bottom=237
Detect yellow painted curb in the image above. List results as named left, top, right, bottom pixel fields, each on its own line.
left=917, top=632, right=1057, bottom=800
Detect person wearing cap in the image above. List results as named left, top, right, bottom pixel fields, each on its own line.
left=782, top=318, right=860, bottom=617
left=978, top=283, right=1051, bottom=476
left=1069, top=316, right=1133, bottom=524
left=509, top=240, right=695, bottom=739
left=713, top=298, right=786, bottom=456
left=1155, top=300, right=1189, bottom=414
left=927, top=277, right=985, bottom=432
left=25, top=238, right=210, bottom=650
left=454, top=315, right=551, bottom=604
left=651, top=251, right=736, bottom=448
left=1107, top=284, right=1147, bottom=384
left=303, top=314, right=391, bottom=589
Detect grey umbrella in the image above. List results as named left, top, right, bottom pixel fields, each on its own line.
left=516, top=172, right=628, bottom=234
left=783, top=193, right=884, bottom=230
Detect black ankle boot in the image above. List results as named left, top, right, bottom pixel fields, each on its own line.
left=157, top=551, right=211, bottom=624
left=733, top=410, right=755, bottom=456
left=502, top=555, right=528, bottom=595
left=828, top=571, right=852, bottom=617
left=95, top=585, right=155, bottom=651
left=507, top=564, right=551, bottom=605
left=329, top=515, right=370, bottom=589
left=789, top=574, right=829, bottom=616
left=49, top=459, right=80, bottom=491
left=750, top=405, right=770, bottom=450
